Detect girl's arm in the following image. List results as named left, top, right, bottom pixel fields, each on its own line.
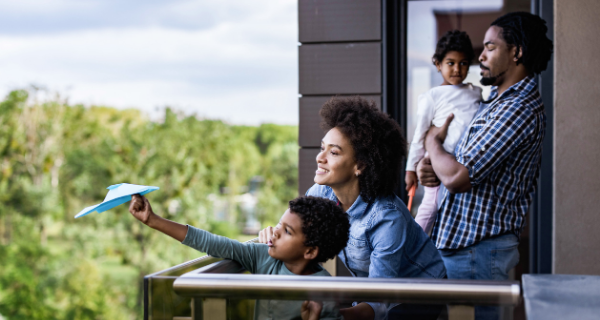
left=406, top=93, right=436, bottom=172
left=129, top=194, right=188, bottom=241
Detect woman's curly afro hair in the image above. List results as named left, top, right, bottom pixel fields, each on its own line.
left=320, top=96, right=407, bottom=202
left=432, top=30, right=475, bottom=65
left=289, top=196, right=350, bottom=263
left=491, top=12, right=553, bottom=75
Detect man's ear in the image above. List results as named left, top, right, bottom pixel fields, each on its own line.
left=512, top=46, right=523, bottom=62
left=304, top=246, right=319, bottom=261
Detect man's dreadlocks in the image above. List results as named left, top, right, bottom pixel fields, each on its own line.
left=491, top=12, right=553, bottom=75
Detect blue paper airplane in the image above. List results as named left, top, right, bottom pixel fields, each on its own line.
left=75, top=183, right=159, bottom=218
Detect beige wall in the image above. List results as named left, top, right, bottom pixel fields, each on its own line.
left=554, top=0, right=600, bottom=274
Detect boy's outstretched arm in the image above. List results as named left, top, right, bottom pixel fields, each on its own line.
left=129, top=194, right=188, bottom=242
left=131, top=194, right=262, bottom=274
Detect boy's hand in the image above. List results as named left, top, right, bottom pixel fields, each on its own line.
left=301, top=300, right=323, bottom=320
left=258, top=226, right=274, bottom=244
left=340, top=303, right=375, bottom=320
left=129, top=194, right=155, bottom=225
left=405, top=171, right=418, bottom=191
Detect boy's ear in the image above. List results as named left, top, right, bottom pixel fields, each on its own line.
left=304, top=246, right=319, bottom=261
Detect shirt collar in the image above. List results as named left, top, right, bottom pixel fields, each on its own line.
left=488, top=75, right=536, bottom=102
left=328, top=187, right=371, bottom=218
left=344, top=194, right=371, bottom=219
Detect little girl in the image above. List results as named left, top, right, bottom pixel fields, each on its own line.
left=405, top=30, right=482, bottom=235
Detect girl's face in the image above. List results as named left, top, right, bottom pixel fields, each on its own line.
left=436, top=50, right=471, bottom=86
left=314, top=127, right=360, bottom=188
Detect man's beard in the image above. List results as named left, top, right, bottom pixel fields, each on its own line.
left=480, top=64, right=507, bottom=86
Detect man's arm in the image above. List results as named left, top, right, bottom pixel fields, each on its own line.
left=424, top=114, right=472, bottom=194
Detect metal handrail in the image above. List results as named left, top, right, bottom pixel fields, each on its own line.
left=173, top=272, right=521, bottom=306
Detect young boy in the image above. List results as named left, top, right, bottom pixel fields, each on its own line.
left=129, top=194, right=349, bottom=320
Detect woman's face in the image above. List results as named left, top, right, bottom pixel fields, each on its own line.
left=314, top=127, right=360, bottom=188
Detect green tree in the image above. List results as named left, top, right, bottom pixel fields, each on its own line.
left=0, top=89, right=299, bottom=318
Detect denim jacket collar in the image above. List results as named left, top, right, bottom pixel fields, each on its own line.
left=349, top=195, right=372, bottom=219
left=331, top=192, right=371, bottom=219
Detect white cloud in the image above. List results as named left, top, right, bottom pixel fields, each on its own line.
left=0, top=0, right=298, bottom=125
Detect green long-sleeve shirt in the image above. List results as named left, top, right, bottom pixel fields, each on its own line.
left=182, top=225, right=341, bottom=320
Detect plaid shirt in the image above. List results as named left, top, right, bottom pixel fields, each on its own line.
left=432, top=76, right=546, bottom=250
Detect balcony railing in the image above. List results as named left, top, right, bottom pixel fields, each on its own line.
left=145, top=239, right=521, bottom=320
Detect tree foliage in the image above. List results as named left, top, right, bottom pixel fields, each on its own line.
left=0, top=89, right=298, bottom=319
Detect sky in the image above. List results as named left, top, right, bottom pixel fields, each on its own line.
left=0, top=0, right=299, bottom=125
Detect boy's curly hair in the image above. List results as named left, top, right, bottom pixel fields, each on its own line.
left=289, top=196, right=349, bottom=263
left=320, top=96, right=407, bottom=202
left=432, top=30, right=475, bottom=65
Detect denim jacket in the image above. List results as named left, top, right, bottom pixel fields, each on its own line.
left=306, top=184, right=446, bottom=320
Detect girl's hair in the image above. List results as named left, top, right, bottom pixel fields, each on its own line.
left=320, top=96, right=407, bottom=202
left=432, top=30, right=475, bottom=65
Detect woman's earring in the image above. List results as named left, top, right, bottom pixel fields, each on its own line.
left=355, top=172, right=359, bottom=177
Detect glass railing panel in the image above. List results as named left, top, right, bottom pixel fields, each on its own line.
left=146, top=237, right=520, bottom=320
left=146, top=276, right=192, bottom=320
left=172, top=273, right=520, bottom=320
left=145, top=239, right=258, bottom=320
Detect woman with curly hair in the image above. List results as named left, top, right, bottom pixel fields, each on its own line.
left=260, top=96, right=446, bottom=320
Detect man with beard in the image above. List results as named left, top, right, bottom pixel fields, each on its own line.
left=416, top=12, right=553, bottom=319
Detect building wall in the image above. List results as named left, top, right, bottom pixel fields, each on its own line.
left=554, top=0, right=600, bottom=274
left=297, top=0, right=382, bottom=194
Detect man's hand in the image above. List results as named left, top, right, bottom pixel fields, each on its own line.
left=405, top=171, right=418, bottom=191
left=258, top=226, right=274, bottom=244
left=129, top=194, right=155, bottom=225
left=417, top=156, right=440, bottom=187
left=301, top=300, right=323, bottom=320
left=421, top=113, right=472, bottom=193
left=426, top=113, right=454, bottom=147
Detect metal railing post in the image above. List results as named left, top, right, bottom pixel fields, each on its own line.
left=191, top=298, right=202, bottom=320
left=447, top=305, right=475, bottom=320
left=202, top=299, right=227, bottom=320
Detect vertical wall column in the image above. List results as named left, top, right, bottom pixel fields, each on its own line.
left=298, top=0, right=383, bottom=194
left=553, top=0, right=600, bottom=275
